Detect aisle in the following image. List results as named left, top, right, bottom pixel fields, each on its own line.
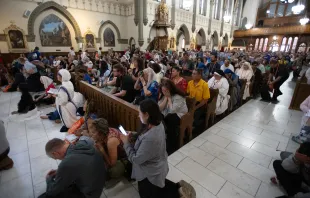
left=0, top=74, right=303, bottom=198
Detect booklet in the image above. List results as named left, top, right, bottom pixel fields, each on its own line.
left=47, top=88, right=58, bottom=95
left=66, top=134, right=78, bottom=143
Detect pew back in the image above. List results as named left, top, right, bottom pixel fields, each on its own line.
left=78, top=81, right=140, bottom=131
left=289, top=75, right=310, bottom=111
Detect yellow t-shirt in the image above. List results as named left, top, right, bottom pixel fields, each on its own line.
left=187, top=79, right=210, bottom=102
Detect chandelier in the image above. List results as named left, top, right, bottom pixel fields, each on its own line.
left=223, top=14, right=231, bottom=23
left=300, top=17, right=309, bottom=25
left=292, top=4, right=305, bottom=14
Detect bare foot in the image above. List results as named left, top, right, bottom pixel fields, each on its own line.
left=55, top=119, right=62, bottom=124
left=40, top=115, right=48, bottom=119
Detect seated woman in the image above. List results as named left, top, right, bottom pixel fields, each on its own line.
left=224, top=69, right=240, bottom=108
left=159, top=79, right=188, bottom=154
left=87, top=118, right=130, bottom=179
left=170, top=66, right=188, bottom=94
left=96, top=60, right=110, bottom=87
left=54, top=69, right=80, bottom=132
left=208, top=70, right=230, bottom=115
left=134, top=67, right=159, bottom=103
left=9, top=83, right=38, bottom=121
left=237, top=62, right=253, bottom=100
left=34, top=76, right=55, bottom=105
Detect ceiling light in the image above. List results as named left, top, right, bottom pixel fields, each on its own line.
left=245, top=23, right=252, bottom=29
left=266, top=10, right=270, bottom=13
left=292, top=4, right=305, bottom=14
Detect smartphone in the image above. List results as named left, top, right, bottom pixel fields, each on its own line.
left=119, top=125, right=127, bottom=135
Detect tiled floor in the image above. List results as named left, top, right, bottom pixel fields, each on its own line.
left=0, top=74, right=303, bottom=198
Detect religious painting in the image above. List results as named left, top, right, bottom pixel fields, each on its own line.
left=4, top=24, right=28, bottom=53
left=39, top=14, right=72, bottom=46
left=85, top=34, right=95, bottom=48
left=103, top=28, right=115, bottom=47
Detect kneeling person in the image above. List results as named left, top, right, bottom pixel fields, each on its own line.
left=39, top=137, right=106, bottom=198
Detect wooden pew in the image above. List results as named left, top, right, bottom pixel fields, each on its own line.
left=78, top=81, right=140, bottom=131
left=205, top=89, right=219, bottom=128
left=179, top=97, right=196, bottom=147
left=289, top=75, right=310, bottom=111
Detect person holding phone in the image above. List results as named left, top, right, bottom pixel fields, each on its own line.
left=134, top=67, right=159, bottom=102
left=120, top=99, right=195, bottom=198
left=87, top=118, right=130, bottom=179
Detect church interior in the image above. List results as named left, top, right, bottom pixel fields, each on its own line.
left=0, top=0, right=310, bottom=198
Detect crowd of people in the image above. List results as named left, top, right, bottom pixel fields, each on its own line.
left=0, top=45, right=310, bottom=198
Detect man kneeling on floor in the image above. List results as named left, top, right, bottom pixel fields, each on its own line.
left=38, top=137, right=106, bottom=198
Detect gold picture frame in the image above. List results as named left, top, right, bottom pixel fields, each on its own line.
left=84, top=29, right=96, bottom=52
left=4, top=24, right=29, bottom=53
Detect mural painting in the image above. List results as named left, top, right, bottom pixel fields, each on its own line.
left=8, top=30, right=25, bottom=48
left=39, top=14, right=72, bottom=46
left=85, top=33, right=95, bottom=48
left=103, top=28, right=115, bottom=47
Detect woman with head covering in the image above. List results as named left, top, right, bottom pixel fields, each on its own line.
left=237, top=62, right=254, bottom=100
left=33, top=76, right=55, bottom=105
left=208, top=70, right=230, bottom=115
left=134, top=67, right=159, bottom=102
left=224, top=69, right=240, bottom=108
left=53, top=69, right=80, bottom=132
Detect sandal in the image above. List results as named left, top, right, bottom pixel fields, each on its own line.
left=179, top=180, right=196, bottom=198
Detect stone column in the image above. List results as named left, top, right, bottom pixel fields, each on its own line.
left=192, top=0, right=197, bottom=33
left=134, top=0, right=139, bottom=26
left=230, top=8, right=237, bottom=38
left=138, top=0, right=144, bottom=46
left=208, top=0, right=214, bottom=35
left=220, top=0, right=227, bottom=37
left=237, top=0, right=243, bottom=28
left=143, top=0, right=148, bottom=26
left=171, top=0, right=176, bottom=30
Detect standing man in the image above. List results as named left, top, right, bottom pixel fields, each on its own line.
left=110, top=64, right=136, bottom=103
left=39, top=137, right=106, bottom=198
left=69, top=47, right=75, bottom=58
left=187, top=68, right=210, bottom=127
left=268, top=59, right=289, bottom=101
left=206, top=54, right=221, bottom=79
left=181, top=52, right=194, bottom=76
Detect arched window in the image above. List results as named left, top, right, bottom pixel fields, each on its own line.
left=263, top=38, right=268, bottom=52
left=286, top=37, right=292, bottom=52
left=254, top=38, right=259, bottom=50
left=291, top=37, right=298, bottom=52
left=269, top=41, right=279, bottom=52
left=199, top=0, right=207, bottom=15
left=213, top=0, right=222, bottom=20
left=280, top=37, right=287, bottom=52
left=259, top=38, right=264, bottom=51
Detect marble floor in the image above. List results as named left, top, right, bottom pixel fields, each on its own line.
left=0, top=75, right=303, bottom=198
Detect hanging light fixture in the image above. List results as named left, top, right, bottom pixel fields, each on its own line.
left=292, top=3, right=305, bottom=15
left=300, top=17, right=309, bottom=25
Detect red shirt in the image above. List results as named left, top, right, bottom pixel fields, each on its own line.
left=45, top=83, right=55, bottom=93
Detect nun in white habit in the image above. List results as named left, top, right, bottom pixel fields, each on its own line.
left=208, top=70, right=230, bottom=115
left=55, top=69, right=80, bottom=132
left=237, top=62, right=253, bottom=100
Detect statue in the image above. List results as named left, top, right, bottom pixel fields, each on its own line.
left=155, top=0, right=169, bottom=26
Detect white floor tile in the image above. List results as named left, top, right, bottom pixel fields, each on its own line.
left=176, top=157, right=226, bottom=195
left=34, top=181, right=46, bottom=198
left=104, top=179, right=139, bottom=198
left=190, top=135, right=207, bottom=147
left=7, top=136, right=28, bottom=155
left=30, top=154, right=58, bottom=185
left=261, top=130, right=289, bottom=143
left=200, top=141, right=243, bottom=167
left=6, top=121, right=26, bottom=139
left=204, top=126, right=222, bottom=134
left=190, top=181, right=217, bottom=198
left=201, top=133, right=231, bottom=148
left=207, top=158, right=260, bottom=196
left=0, top=173, right=34, bottom=198
left=251, top=142, right=281, bottom=159
left=168, top=151, right=186, bottom=166
left=217, top=182, right=254, bottom=198
left=226, top=142, right=272, bottom=168
left=239, top=130, right=279, bottom=149
left=217, top=130, right=255, bottom=148
left=179, top=143, right=215, bottom=167
left=255, top=182, right=285, bottom=198
left=28, top=139, right=49, bottom=159
left=214, top=122, right=243, bottom=134
left=277, top=142, right=288, bottom=151
left=166, top=163, right=192, bottom=184
left=237, top=158, right=275, bottom=184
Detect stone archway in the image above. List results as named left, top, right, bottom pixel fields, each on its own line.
left=176, top=24, right=190, bottom=46
left=129, top=37, right=136, bottom=50
left=222, top=33, right=228, bottom=47
left=211, top=31, right=219, bottom=49
left=196, top=28, right=207, bottom=46
left=27, top=1, right=82, bottom=42
left=98, top=20, right=127, bottom=44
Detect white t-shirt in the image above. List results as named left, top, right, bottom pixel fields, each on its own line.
left=220, top=64, right=234, bottom=72
left=85, top=61, right=93, bottom=69
left=53, top=60, right=61, bottom=67
left=69, top=50, right=75, bottom=57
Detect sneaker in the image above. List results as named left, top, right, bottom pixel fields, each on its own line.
left=179, top=180, right=196, bottom=198
left=0, top=156, right=14, bottom=171
left=60, top=125, right=68, bottom=132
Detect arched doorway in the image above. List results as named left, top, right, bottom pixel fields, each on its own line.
left=222, top=33, right=229, bottom=50
left=196, top=28, right=206, bottom=50
left=176, top=24, right=190, bottom=51
left=129, top=37, right=136, bottom=51
left=211, top=31, right=219, bottom=50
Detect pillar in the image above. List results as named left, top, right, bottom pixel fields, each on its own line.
left=192, top=0, right=197, bottom=33
left=143, top=0, right=148, bottom=26
left=208, top=0, right=214, bottom=35
left=171, top=0, right=176, bottom=30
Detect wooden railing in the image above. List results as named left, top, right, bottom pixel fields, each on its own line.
left=78, top=81, right=140, bottom=131
left=234, top=24, right=310, bottom=37
left=289, top=76, right=310, bottom=111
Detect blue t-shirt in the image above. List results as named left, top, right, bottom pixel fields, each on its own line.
left=84, top=74, right=92, bottom=84
left=198, top=62, right=208, bottom=75
left=141, top=81, right=159, bottom=102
